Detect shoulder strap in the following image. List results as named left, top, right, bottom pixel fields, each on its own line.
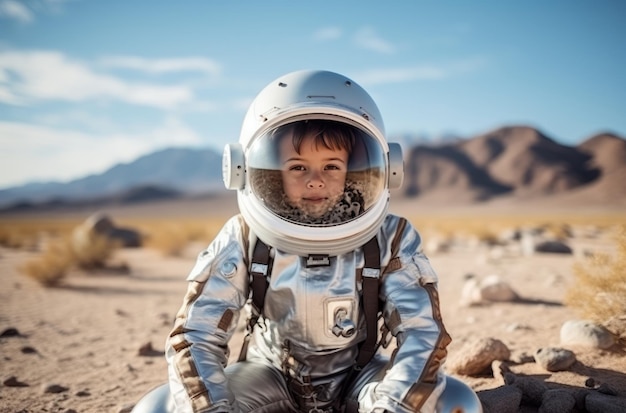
left=355, top=235, right=381, bottom=369
left=238, top=235, right=272, bottom=362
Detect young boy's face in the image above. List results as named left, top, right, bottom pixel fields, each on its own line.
left=280, top=133, right=349, bottom=218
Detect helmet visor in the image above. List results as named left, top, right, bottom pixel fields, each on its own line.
left=248, top=119, right=386, bottom=226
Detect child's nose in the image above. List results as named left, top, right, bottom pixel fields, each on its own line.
left=306, top=170, right=325, bottom=188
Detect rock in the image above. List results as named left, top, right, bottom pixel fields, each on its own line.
left=560, top=319, right=616, bottom=349
left=0, top=327, right=21, bottom=337
left=21, top=346, right=38, bottom=354
left=479, top=275, right=520, bottom=302
left=446, top=337, right=511, bottom=376
left=42, top=383, right=69, bottom=394
left=510, top=376, right=548, bottom=407
left=539, top=389, right=576, bottom=413
left=477, top=385, right=523, bottom=413
left=534, top=240, right=572, bottom=254
left=3, top=376, right=29, bottom=387
left=138, top=341, right=163, bottom=357
left=460, top=275, right=519, bottom=306
left=534, top=347, right=576, bottom=372
left=597, top=382, right=618, bottom=396
left=73, top=212, right=142, bottom=249
left=585, top=392, right=626, bottom=413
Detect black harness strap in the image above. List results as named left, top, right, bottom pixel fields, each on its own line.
left=238, top=237, right=272, bottom=362
left=250, top=238, right=271, bottom=315
left=355, top=235, right=381, bottom=369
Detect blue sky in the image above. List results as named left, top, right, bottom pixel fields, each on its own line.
left=1, top=0, right=625, bottom=189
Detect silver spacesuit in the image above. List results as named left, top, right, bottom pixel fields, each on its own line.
left=132, top=70, right=482, bottom=413
left=166, top=213, right=449, bottom=413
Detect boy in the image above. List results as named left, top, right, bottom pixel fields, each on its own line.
left=135, top=70, right=481, bottom=413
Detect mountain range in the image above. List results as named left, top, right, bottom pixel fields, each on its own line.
left=1, top=125, right=624, bottom=212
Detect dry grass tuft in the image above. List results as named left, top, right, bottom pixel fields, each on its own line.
left=565, top=225, right=626, bottom=331
left=17, top=225, right=122, bottom=286
left=19, top=238, right=75, bottom=287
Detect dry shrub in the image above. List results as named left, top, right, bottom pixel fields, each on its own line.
left=565, top=225, right=626, bottom=328
left=18, top=228, right=121, bottom=286
left=0, top=227, right=39, bottom=250
left=19, top=239, right=74, bottom=287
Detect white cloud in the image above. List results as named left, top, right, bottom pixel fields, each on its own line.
left=100, top=56, right=221, bottom=77
left=353, top=27, right=395, bottom=54
left=0, top=0, right=34, bottom=23
left=312, top=26, right=342, bottom=42
left=356, top=58, right=489, bottom=85
left=0, top=117, right=205, bottom=187
left=0, top=0, right=73, bottom=23
left=0, top=50, right=195, bottom=109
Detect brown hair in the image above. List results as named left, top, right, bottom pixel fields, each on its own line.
left=282, top=119, right=356, bottom=154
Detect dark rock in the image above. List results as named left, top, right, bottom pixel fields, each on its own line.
left=539, top=389, right=576, bottom=413
left=596, top=382, right=618, bottom=396
left=477, top=385, right=523, bottom=413
left=0, top=327, right=21, bottom=337
left=511, top=376, right=548, bottom=406
left=586, top=392, right=626, bottom=413
left=137, top=341, right=163, bottom=357
left=42, top=383, right=69, bottom=394
left=535, top=240, right=573, bottom=254
left=21, top=346, right=38, bottom=354
left=3, top=376, right=29, bottom=387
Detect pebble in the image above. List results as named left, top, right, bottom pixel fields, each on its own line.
left=560, top=319, right=616, bottom=349
left=534, top=347, right=576, bottom=372
left=534, top=240, right=573, bottom=254
left=446, top=337, right=511, bottom=376
left=460, top=275, right=520, bottom=306
left=3, top=376, right=29, bottom=387
left=42, top=383, right=69, bottom=394
left=0, top=327, right=21, bottom=337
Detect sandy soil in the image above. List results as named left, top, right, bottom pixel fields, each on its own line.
left=1, top=199, right=625, bottom=412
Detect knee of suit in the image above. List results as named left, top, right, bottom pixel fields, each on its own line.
left=436, top=376, right=483, bottom=413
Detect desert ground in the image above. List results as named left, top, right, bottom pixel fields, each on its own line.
left=1, top=195, right=625, bottom=413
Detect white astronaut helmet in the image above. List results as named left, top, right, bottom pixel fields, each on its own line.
left=222, top=69, right=404, bottom=256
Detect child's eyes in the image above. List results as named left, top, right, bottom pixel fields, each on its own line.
left=288, top=164, right=343, bottom=172
left=325, top=164, right=342, bottom=171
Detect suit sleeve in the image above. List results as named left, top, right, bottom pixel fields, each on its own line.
left=165, top=216, right=250, bottom=412
left=372, top=217, right=451, bottom=413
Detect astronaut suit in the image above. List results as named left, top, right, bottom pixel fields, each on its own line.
left=131, top=70, right=482, bottom=413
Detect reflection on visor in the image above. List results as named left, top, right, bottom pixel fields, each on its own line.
left=249, top=119, right=385, bottom=226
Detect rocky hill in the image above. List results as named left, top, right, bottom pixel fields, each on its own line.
left=1, top=125, right=624, bottom=212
